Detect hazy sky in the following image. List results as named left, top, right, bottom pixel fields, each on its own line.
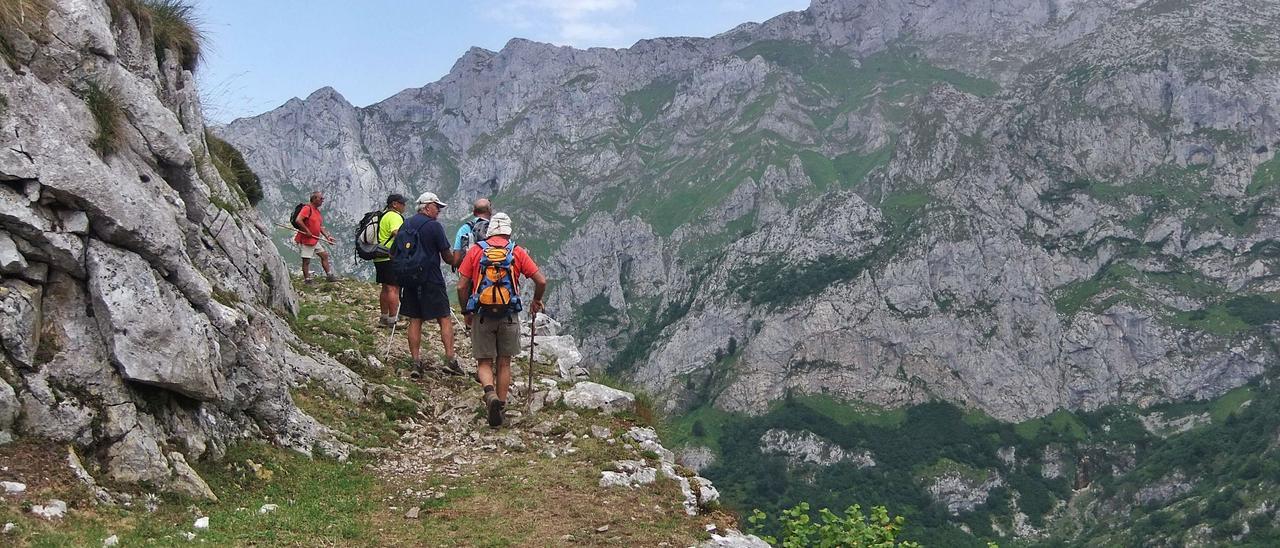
left=197, top=0, right=810, bottom=124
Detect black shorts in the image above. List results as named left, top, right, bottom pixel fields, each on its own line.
left=401, top=283, right=451, bottom=320
left=374, top=261, right=396, bottom=285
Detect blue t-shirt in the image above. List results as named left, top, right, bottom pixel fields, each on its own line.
left=399, top=213, right=450, bottom=287
left=452, top=219, right=475, bottom=252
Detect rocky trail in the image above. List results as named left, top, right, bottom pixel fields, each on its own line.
left=0, top=278, right=761, bottom=546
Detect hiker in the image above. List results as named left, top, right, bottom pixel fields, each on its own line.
left=374, top=193, right=407, bottom=326
left=456, top=212, right=547, bottom=427
left=391, top=192, right=463, bottom=378
left=451, top=198, right=493, bottom=268
left=295, top=191, right=337, bottom=284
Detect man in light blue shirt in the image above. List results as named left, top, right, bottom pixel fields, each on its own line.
left=451, top=197, right=492, bottom=267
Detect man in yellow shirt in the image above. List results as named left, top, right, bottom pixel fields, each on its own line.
left=375, top=194, right=407, bottom=326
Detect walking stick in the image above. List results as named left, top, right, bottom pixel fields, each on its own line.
left=526, top=311, right=537, bottom=413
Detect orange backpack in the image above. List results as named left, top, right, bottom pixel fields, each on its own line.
left=465, top=241, right=522, bottom=318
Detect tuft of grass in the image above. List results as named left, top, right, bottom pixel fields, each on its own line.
left=205, top=129, right=264, bottom=205
left=108, top=0, right=203, bottom=71
left=0, top=0, right=51, bottom=69
left=83, top=81, right=124, bottom=156
left=144, top=0, right=203, bottom=71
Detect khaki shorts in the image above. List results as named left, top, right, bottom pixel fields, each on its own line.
left=471, top=315, right=520, bottom=359
left=299, top=241, right=329, bottom=259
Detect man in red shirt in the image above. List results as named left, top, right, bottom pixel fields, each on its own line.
left=456, top=212, right=547, bottom=428
left=294, top=191, right=337, bottom=284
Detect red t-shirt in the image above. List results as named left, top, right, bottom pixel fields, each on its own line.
left=458, top=236, right=539, bottom=292
left=293, top=204, right=323, bottom=246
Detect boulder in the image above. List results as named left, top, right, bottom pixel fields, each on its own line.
left=599, top=460, right=657, bottom=488
left=563, top=382, right=635, bottom=415
left=700, top=530, right=772, bottom=547
left=0, top=231, right=26, bottom=274
left=0, top=279, right=42, bottom=368
left=86, top=241, right=224, bottom=401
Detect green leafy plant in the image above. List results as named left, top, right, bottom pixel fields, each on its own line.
left=748, top=502, right=922, bottom=547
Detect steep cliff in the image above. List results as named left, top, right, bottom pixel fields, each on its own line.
left=0, top=0, right=366, bottom=496
left=223, top=0, right=1280, bottom=425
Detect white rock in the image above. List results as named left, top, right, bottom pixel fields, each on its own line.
left=193, top=516, right=209, bottom=529
left=1, top=481, right=25, bottom=494
left=258, top=503, right=279, bottom=514
left=563, top=382, right=635, bottom=415
left=590, top=425, right=611, bottom=439
left=103, top=534, right=119, bottom=546
left=183, top=532, right=196, bottom=541
left=2, top=522, right=15, bottom=533
left=700, top=530, right=772, bottom=547
left=32, top=499, right=68, bottom=520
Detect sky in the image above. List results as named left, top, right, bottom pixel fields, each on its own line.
left=197, top=0, right=811, bottom=124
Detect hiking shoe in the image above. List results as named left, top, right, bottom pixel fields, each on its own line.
left=325, top=273, right=338, bottom=282
left=409, top=359, right=429, bottom=379
left=302, top=278, right=314, bottom=285
left=486, top=396, right=504, bottom=428
left=442, top=356, right=465, bottom=376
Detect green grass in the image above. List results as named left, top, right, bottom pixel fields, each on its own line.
left=1247, top=154, right=1280, bottom=196
left=140, top=0, right=203, bottom=71
left=206, top=129, right=263, bottom=205
left=662, top=404, right=738, bottom=454
left=1210, top=386, right=1255, bottom=423
left=83, top=81, right=122, bottom=156
left=622, top=79, right=678, bottom=121
left=915, top=458, right=990, bottom=484
left=1015, top=410, right=1088, bottom=441
left=791, top=394, right=907, bottom=428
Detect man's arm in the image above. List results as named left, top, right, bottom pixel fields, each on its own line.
left=529, top=271, right=548, bottom=314
left=294, top=210, right=315, bottom=239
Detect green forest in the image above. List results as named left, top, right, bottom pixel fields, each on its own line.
left=675, top=376, right=1280, bottom=546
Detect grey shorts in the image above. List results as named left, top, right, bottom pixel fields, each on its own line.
left=471, top=315, right=520, bottom=360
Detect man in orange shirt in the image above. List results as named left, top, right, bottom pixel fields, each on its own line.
left=294, top=191, right=337, bottom=284
left=456, top=213, right=547, bottom=428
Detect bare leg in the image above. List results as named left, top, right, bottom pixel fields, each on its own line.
left=495, top=356, right=513, bottom=402
left=407, top=319, right=423, bottom=361
left=438, top=316, right=454, bottom=359
left=379, top=284, right=399, bottom=317
left=300, top=258, right=311, bottom=281
left=476, top=358, right=495, bottom=387
left=318, top=251, right=333, bottom=275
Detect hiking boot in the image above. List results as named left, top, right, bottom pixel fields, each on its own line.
left=325, top=273, right=338, bottom=282
left=302, top=277, right=314, bottom=285
left=486, top=395, right=504, bottom=428
left=409, top=358, right=429, bottom=380
left=442, top=356, right=465, bottom=376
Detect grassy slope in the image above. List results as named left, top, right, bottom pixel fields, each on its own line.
left=0, top=279, right=724, bottom=547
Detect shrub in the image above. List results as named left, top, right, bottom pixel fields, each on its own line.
left=205, top=129, right=263, bottom=205
left=748, top=502, right=922, bottom=547
left=83, top=81, right=123, bottom=156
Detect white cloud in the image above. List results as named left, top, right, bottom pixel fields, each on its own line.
left=481, top=0, right=644, bottom=47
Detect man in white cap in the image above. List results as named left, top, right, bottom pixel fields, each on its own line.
left=391, top=191, right=463, bottom=377
left=456, top=212, right=547, bottom=427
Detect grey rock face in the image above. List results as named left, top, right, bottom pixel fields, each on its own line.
left=924, top=469, right=1005, bottom=515
left=1134, top=470, right=1195, bottom=505
left=86, top=241, right=224, bottom=400
left=0, top=0, right=365, bottom=498
left=759, top=428, right=875, bottom=468
left=228, top=0, right=1280, bottom=422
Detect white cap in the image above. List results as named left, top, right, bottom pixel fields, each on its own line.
left=486, top=212, right=512, bottom=237
left=416, top=192, right=447, bottom=208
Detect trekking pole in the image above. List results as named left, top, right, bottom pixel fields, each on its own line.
left=526, top=311, right=537, bottom=414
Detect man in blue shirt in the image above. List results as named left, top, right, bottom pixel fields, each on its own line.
left=451, top=197, right=492, bottom=268
left=400, top=192, right=463, bottom=378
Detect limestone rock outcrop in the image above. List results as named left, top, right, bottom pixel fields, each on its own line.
left=0, top=0, right=365, bottom=497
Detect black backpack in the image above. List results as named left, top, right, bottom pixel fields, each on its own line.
left=459, top=217, right=490, bottom=252
left=355, top=209, right=394, bottom=261
left=390, top=220, right=434, bottom=286
left=289, top=203, right=308, bottom=231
